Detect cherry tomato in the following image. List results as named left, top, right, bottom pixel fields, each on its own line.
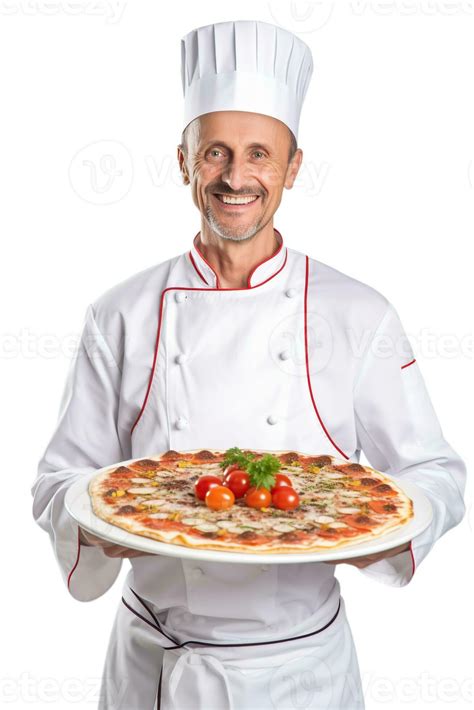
left=194, top=475, right=222, bottom=501
left=270, top=473, right=293, bottom=495
left=272, top=486, right=300, bottom=511
left=224, top=470, right=250, bottom=498
left=245, top=486, right=272, bottom=509
left=222, top=463, right=243, bottom=481
left=205, top=485, right=235, bottom=511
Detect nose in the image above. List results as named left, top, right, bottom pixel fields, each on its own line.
left=221, top=155, right=250, bottom=192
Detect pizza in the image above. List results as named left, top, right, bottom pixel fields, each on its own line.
left=88, top=448, right=414, bottom=554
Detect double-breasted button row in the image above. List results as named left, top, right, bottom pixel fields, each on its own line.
left=175, top=288, right=297, bottom=300
left=175, top=414, right=279, bottom=429
left=172, top=285, right=296, bottom=431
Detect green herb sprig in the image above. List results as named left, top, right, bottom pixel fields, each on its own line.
left=219, top=447, right=256, bottom=472
left=246, top=454, right=281, bottom=490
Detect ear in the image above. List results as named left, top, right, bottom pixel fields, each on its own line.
left=177, top=145, right=190, bottom=185
left=284, top=148, right=303, bottom=190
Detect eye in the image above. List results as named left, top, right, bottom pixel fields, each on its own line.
left=253, top=151, right=265, bottom=159
left=209, top=149, right=224, bottom=158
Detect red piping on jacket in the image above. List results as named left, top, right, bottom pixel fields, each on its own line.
left=190, top=229, right=284, bottom=289
left=409, top=540, right=416, bottom=578
left=130, top=244, right=288, bottom=436
left=67, top=526, right=81, bottom=591
left=303, top=255, right=349, bottom=460
left=188, top=251, right=208, bottom=285
left=401, top=358, right=416, bottom=369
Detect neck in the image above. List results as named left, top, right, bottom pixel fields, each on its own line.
left=196, top=222, right=279, bottom=289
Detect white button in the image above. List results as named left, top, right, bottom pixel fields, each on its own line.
left=175, top=353, right=186, bottom=364
left=192, top=567, right=203, bottom=579
left=175, top=416, right=188, bottom=430
left=174, top=291, right=187, bottom=302
left=267, top=415, right=278, bottom=425
left=285, top=288, right=297, bottom=298
left=279, top=349, right=291, bottom=360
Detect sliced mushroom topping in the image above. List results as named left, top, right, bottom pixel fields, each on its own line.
left=130, top=477, right=153, bottom=484
left=195, top=523, right=219, bottom=533
left=336, top=506, right=361, bottom=514
left=148, top=512, right=170, bottom=519
left=323, top=472, right=345, bottom=479
left=328, top=521, right=349, bottom=528
left=181, top=517, right=203, bottom=526
left=215, top=520, right=235, bottom=529
left=127, top=486, right=159, bottom=495
left=226, top=525, right=248, bottom=534
left=272, top=523, right=296, bottom=533
left=313, top=515, right=335, bottom=524
left=339, top=491, right=362, bottom=498
left=141, top=498, right=166, bottom=506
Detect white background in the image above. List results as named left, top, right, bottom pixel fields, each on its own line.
left=1, top=1, right=473, bottom=708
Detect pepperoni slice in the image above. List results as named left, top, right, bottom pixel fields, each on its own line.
left=357, top=477, right=379, bottom=488
left=370, top=483, right=397, bottom=497
left=335, top=463, right=366, bottom=476
left=368, top=500, right=399, bottom=515
left=340, top=513, right=376, bottom=531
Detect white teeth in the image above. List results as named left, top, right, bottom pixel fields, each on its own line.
left=217, top=194, right=258, bottom=205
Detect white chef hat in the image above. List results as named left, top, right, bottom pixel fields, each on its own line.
left=180, top=20, right=314, bottom=141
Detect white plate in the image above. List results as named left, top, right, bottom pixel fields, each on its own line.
left=65, top=457, right=433, bottom=565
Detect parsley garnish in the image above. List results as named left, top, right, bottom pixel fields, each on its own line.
left=246, top=454, right=281, bottom=490
left=219, top=447, right=256, bottom=472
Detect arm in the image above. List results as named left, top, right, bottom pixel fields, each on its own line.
left=31, top=304, right=128, bottom=601
left=351, top=301, right=467, bottom=587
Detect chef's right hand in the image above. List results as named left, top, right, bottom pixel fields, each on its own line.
left=78, top=526, right=153, bottom=557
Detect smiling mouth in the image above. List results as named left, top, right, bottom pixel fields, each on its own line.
left=213, top=193, right=260, bottom=206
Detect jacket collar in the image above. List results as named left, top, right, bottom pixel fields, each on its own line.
left=188, top=228, right=287, bottom=289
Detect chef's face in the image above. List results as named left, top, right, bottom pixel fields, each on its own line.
left=177, top=111, right=303, bottom=242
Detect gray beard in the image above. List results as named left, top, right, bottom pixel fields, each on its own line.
left=205, top=206, right=263, bottom=242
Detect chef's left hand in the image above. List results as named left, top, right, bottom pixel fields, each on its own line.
left=323, top=541, right=411, bottom=568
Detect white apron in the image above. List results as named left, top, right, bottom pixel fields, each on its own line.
left=98, top=233, right=365, bottom=709
left=98, top=584, right=364, bottom=710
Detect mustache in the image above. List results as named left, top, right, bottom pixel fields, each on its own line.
left=209, top=186, right=264, bottom=197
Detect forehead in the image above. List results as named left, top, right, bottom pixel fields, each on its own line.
left=191, top=111, right=290, bottom=148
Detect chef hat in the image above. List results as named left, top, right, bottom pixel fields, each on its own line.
left=180, top=20, right=314, bottom=141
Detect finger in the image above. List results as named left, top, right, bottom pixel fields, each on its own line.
left=103, top=546, right=129, bottom=557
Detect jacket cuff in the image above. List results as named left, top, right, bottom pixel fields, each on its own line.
left=58, top=496, right=122, bottom=602
left=358, top=540, right=416, bottom=588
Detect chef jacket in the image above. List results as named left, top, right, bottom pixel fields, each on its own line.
left=31, top=229, right=467, bottom=638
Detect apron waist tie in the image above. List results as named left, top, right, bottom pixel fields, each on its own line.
left=121, top=585, right=341, bottom=710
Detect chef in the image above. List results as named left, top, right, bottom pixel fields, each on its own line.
left=31, top=19, right=467, bottom=710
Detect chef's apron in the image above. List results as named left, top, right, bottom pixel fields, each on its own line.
left=99, top=239, right=365, bottom=709
left=99, top=584, right=364, bottom=710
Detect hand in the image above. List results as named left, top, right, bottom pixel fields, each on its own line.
left=323, top=541, right=411, bottom=568
left=78, top=526, right=154, bottom=558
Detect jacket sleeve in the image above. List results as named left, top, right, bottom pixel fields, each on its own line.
left=352, top=301, right=467, bottom=587
left=31, top=304, right=125, bottom=601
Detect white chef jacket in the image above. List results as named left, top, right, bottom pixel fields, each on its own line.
left=31, top=228, right=467, bottom=707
